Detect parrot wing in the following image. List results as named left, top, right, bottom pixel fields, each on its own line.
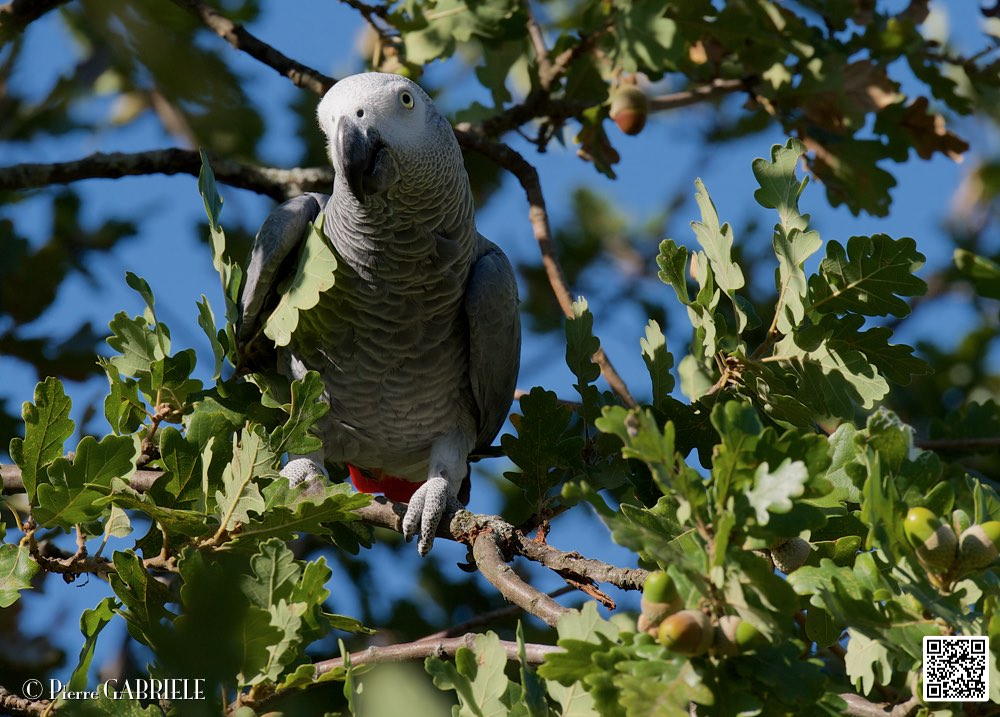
left=465, top=234, right=521, bottom=450
left=236, top=192, right=328, bottom=351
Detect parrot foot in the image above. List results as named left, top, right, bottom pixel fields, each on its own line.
left=280, top=458, right=328, bottom=497
left=402, top=475, right=461, bottom=556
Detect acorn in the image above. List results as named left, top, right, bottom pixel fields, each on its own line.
left=657, top=610, right=713, bottom=656
left=955, top=521, right=1000, bottom=573
left=714, top=615, right=762, bottom=655
left=638, top=571, right=682, bottom=632
left=771, top=537, right=811, bottom=574
left=609, top=85, right=649, bottom=136
left=903, top=507, right=957, bottom=573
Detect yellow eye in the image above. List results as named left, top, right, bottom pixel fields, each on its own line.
left=400, top=91, right=414, bottom=109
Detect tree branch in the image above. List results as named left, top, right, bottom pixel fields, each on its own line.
left=839, top=693, right=921, bottom=717
left=647, top=79, right=745, bottom=112
left=0, top=149, right=333, bottom=201
left=2, top=464, right=646, bottom=627
left=166, top=0, right=335, bottom=96
left=455, top=130, right=638, bottom=408
left=313, top=632, right=560, bottom=676
left=0, top=688, right=46, bottom=717
left=417, top=585, right=576, bottom=641
left=0, top=0, right=71, bottom=42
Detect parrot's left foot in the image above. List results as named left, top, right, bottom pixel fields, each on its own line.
left=402, top=476, right=461, bottom=556
left=280, top=458, right=328, bottom=499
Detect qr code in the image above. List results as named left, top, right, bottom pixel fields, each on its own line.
left=923, top=636, right=989, bottom=702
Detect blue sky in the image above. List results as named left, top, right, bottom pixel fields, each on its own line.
left=1, top=0, right=997, bottom=684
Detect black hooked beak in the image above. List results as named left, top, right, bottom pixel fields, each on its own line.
left=338, top=117, right=384, bottom=203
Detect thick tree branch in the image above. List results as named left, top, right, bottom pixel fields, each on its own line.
left=0, top=0, right=70, bottom=42
left=313, top=632, right=560, bottom=676
left=0, top=149, right=333, bottom=201
left=3, top=464, right=646, bottom=627
left=0, top=688, right=46, bottom=717
left=455, top=130, right=638, bottom=408
left=472, top=530, right=568, bottom=627
left=166, top=0, right=334, bottom=95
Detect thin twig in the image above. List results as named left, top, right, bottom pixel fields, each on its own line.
left=0, top=149, right=333, bottom=201
left=523, top=0, right=554, bottom=88
left=914, top=436, right=1000, bottom=451
left=647, top=79, right=745, bottom=112
left=166, top=0, right=335, bottom=95
left=455, top=130, right=638, bottom=408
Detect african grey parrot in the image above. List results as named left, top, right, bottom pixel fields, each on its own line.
left=236, top=72, right=521, bottom=555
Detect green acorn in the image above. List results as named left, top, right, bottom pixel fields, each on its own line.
left=713, top=615, right=763, bottom=656
left=955, top=521, right=1000, bottom=573
left=609, top=85, right=649, bottom=136
left=771, top=537, right=810, bottom=574
left=638, top=570, right=682, bottom=633
left=903, top=507, right=957, bottom=573
left=657, top=610, right=713, bottom=656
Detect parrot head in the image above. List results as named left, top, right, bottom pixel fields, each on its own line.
left=317, top=73, right=462, bottom=205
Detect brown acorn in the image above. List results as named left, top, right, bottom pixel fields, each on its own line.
left=610, top=85, right=649, bottom=136
left=657, top=610, right=713, bottom=656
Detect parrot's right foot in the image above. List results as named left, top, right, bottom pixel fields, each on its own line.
left=402, top=476, right=461, bottom=556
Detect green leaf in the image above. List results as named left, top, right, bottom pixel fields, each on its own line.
left=611, top=1, right=680, bottom=77
left=197, top=295, right=225, bottom=381
left=69, top=597, right=118, bottom=691
left=262, top=212, right=338, bottom=348
left=747, top=459, right=808, bottom=525
left=426, top=631, right=510, bottom=717
left=215, top=428, right=276, bottom=531
left=0, top=544, right=39, bottom=608
left=237, top=606, right=285, bottom=687
left=824, top=424, right=862, bottom=504
left=501, top=387, right=583, bottom=508
left=240, top=537, right=300, bottom=609
left=200, top=152, right=243, bottom=332
left=753, top=139, right=822, bottom=334
left=106, top=312, right=168, bottom=378
left=102, top=478, right=214, bottom=538
left=236, top=480, right=369, bottom=544
left=807, top=234, right=926, bottom=317
left=691, top=179, right=747, bottom=334
left=844, top=629, right=892, bottom=696
left=640, top=320, right=674, bottom=412
left=954, top=248, right=1000, bottom=299
left=109, top=551, right=172, bottom=649
left=9, top=376, right=75, bottom=502
left=151, top=426, right=202, bottom=508
left=516, top=622, right=548, bottom=717
left=34, top=434, right=140, bottom=529
left=268, top=371, right=330, bottom=456
left=100, top=360, right=146, bottom=435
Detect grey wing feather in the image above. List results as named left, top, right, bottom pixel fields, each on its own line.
left=465, top=235, right=521, bottom=449
left=237, top=192, right=328, bottom=348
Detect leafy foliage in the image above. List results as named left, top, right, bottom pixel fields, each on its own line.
left=3, top=2, right=1000, bottom=715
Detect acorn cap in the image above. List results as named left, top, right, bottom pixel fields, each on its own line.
left=771, top=537, right=810, bottom=574
left=914, top=523, right=958, bottom=573
left=657, top=610, right=712, bottom=656
left=956, top=522, right=1000, bottom=572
